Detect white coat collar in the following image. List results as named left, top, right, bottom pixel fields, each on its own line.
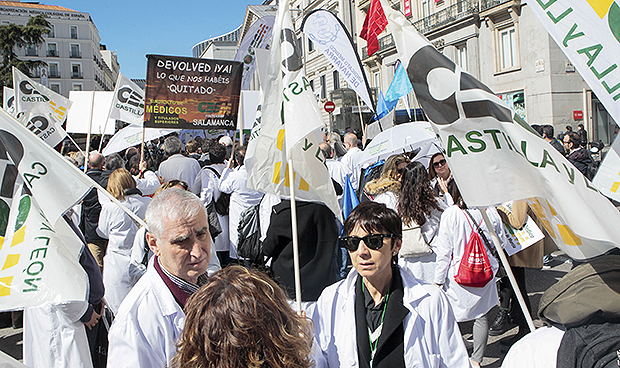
left=146, top=260, right=185, bottom=318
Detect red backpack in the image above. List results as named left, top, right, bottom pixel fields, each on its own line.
left=454, top=210, right=494, bottom=287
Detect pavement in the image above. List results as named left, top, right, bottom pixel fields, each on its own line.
left=0, top=251, right=574, bottom=367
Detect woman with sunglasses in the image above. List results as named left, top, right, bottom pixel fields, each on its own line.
left=428, top=153, right=455, bottom=206
left=364, top=154, right=410, bottom=210
left=312, top=201, right=469, bottom=368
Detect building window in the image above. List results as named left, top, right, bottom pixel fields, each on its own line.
left=48, top=25, right=54, bottom=38
left=1, top=21, right=10, bottom=25
left=320, top=75, right=327, bottom=99
left=499, top=26, right=518, bottom=70
left=25, top=44, right=37, bottom=56
left=71, top=64, right=82, bottom=79
left=308, top=39, right=314, bottom=52
left=297, top=37, right=303, bottom=55
left=70, top=26, right=78, bottom=39
left=70, top=44, right=81, bottom=58
left=333, top=71, right=340, bottom=90
left=47, top=43, right=58, bottom=57
left=309, top=79, right=314, bottom=92
left=50, top=84, right=60, bottom=94
left=422, top=0, right=430, bottom=18
left=374, top=72, right=381, bottom=89
left=49, top=63, right=60, bottom=78
left=73, top=84, right=83, bottom=91
left=457, top=44, right=467, bottom=71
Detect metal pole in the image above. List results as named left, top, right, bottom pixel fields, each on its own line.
left=478, top=207, right=536, bottom=332
left=83, top=91, right=95, bottom=173
left=288, top=158, right=303, bottom=313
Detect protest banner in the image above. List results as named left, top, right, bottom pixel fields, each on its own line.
left=144, top=55, right=242, bottom=130
left=234, top=15, right=275, bottom=90
left=525, top=0, right=620, bottom=128
left=500, top=202, right=546, bottom=257
left=302, top=10, right=375, bottom=112
left=12, top=68, right=70, bottom=147
left=380, top=0, right=620, bottom=260
left=66, top=91, right=115, bottom=135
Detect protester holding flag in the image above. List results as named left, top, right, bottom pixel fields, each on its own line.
left=396, top=161, right=446, bottom=284
left=364, top=154, right=410, bottom=210
left=313, top=201, right=470, bottom=368
left=433, top=186, right=506, bottom=367
left=97, top=168, right=150, bottom=314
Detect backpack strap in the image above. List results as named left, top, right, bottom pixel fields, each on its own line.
left=205, top=166, right=221, bottom=179
left=463, top=209, right=500, bottom=260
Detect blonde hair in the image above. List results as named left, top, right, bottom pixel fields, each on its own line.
left=106, top=168, right=136, bottom=201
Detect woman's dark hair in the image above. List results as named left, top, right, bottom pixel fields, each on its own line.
left=427, top=152, right=447, bottom=180
left=344, top=201, right=402, bottom=240
left=452, top=182, right=467, bottom=210
left=234, top=145, right=247, bottom=166
left=397, top=161, right=442, bottom=226
left=172, top=266, right=313, bottom=368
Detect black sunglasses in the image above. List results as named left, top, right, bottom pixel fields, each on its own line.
left=340, top=234, right=395, bottom=252
left=432, top=159, right=446, bottom=167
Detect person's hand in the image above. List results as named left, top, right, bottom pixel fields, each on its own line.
left=139, top=160, right=147, bottom=172
left=437, top=176, right=449, bottom=194
left=84, top=307, right=100, bottom=330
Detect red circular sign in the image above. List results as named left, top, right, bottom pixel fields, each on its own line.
left=324, top=101, right=335, bottom=113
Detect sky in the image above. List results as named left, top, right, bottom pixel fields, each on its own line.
left=53, top=0, right=257, bottom=80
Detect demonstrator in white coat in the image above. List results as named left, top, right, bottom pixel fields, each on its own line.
left=312, top=202, right=470, bottom=368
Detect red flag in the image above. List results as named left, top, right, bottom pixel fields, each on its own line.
left=360, top=0, right=388, bottom=56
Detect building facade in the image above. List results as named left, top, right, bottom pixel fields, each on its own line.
left=0, top=1, right=118, bottom=97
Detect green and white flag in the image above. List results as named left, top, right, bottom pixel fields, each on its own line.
left=246, top=0, right=341, bottom=221
left=3, top=87, right=15, bottom=116
left=108, top=73, right=145, bottom=126
left=381, top=0, right=620, bottom=260
left=0, top=109, right=93, bottom=309
left=12, top=68, right=70, bottom=147
left=526, top=0, right=620, bottom=126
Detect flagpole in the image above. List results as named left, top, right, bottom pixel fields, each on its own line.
left=287, top=158, right=303, bottom=313
left=478, top=207, right=536, bottom=333
left=140, top=124, right=146, bottom=163
left=65, top=133, right=86, bottom=158
left=83, top=91, right=96, bottom=173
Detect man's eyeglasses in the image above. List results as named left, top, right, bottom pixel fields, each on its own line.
left=432, top=159, right=447, bottom=168
left=340, top=233, right=395, bottom=252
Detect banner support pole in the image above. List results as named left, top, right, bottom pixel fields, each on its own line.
left=83, top=91, right=96, bottom=173
left=288, top=158, right=303, bottom=314
left=478, top=207, right=536, bottom=333
left=140, top=125, right=146, bottom=163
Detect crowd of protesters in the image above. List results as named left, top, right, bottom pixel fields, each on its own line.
left=12, top=125, right=619, bottom=368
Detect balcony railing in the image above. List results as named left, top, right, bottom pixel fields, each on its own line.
left=25, top=49, right=38, bottom=56
left=70, top=51, right=81, bottom=58
left=47, top=49, right=58, bottom=57
left=480, top=0, right=515, bottom=11
left=71, top=72, right=83, bottom=79
left=361, top=34, right=395, bottom=59
left=413, top=0, right=478, bottom=35
left=49, top=71, right=60, bottom=78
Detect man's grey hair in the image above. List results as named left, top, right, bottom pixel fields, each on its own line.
left=89, top=152, right=105, bottom=168
left=163, top=136, right=183, bottom=155
left=319, top=142, right=332, bottom=159
left=344, top=133, right=358, bottom=147
left=145, top=188, right=206, bottom=240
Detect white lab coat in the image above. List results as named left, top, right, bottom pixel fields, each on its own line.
left=219, top=166, right=263, bottom=258
left=194, top=164, right=230, bottom=253
left=312, top=267, right=470, bottom=368
left=433, top=206, right=504, bottom=322
left=97, top=194, right=150, bottom=314
left=374, top=191, right=398, bottom=211
left=23, top=301, right=92, bottom=368
left=107, top=262, right=185, bottom=368
left=157, top=154, right=201, bottom=191
left=340, top=147, right=365, bottom=191
left=135, top=170, right=161, bottom=196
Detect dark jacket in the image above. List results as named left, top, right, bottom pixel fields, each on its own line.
left=80, top=168, right=109, bottom=242
left=549, top=139, right=566, bottom=156
left=567, top=147, right=593, bottom=177
left=262, top=200, right=339, bottom=302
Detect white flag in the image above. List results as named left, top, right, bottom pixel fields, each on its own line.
left=0, top=190, right=88, bottom=309
left=302, top=9, right=375, bottom=111
left=381, top=0, right=620, bottom=260
left=3, top=87, right=15, bottom=116
left=108, top=73, right=145, bottom=126
left=102, top=125, right=176, bottom=156
left=525, top=0, right=620, bottom=128
left=246, top=1, right=341, bottom=221
left=592, top=134, right=620, bottom=201
left=12, top=68, right=69, bottom=147
left=234, top=15, right=275, bottom=90
left=0, top=109, right=94, bottom=308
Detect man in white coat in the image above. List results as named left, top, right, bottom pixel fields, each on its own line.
left=157, top=136, right=200, bottom=190
left=340, top=133, right=364, bottom=193
left=107, top=188, right=211, bottom=368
